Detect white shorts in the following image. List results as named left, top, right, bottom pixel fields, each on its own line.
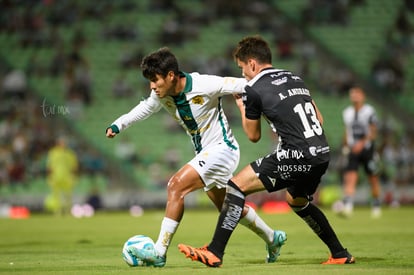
left=188, top=143, right=240, bottom=191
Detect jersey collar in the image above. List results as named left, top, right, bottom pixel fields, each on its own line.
left=179, top=71, right=193, bottom=94
left=247, top=68, right=283, bottom=86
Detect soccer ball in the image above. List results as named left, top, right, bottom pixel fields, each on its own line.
left=122, top=235, right=155, bottom=267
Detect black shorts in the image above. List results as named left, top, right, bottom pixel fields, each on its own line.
left=250, top=153, right=329, bottom=199
left=344, top=145, right=379, bottom=175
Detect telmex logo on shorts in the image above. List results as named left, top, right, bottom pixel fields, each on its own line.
left=276, top=149, right=304, bottom=161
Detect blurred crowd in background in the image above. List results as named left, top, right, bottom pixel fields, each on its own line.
left=0, top=0, right=413, bottom=209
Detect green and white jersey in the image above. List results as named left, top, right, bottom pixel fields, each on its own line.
left=111, top=72, right=246, bottom=154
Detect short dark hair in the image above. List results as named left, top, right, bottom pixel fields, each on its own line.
left=233, top=35, right=272, bottom=64
left=140, top=47, right=180, bottom=80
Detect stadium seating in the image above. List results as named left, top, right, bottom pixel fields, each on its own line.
left=275, top=0, right=413, bottom=117
left=1, top=0, right=412, bottom=197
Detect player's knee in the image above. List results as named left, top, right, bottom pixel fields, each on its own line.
left=167, top=175, right=196, bottom=201
left=226, top=179, right=245, bottom=197
left=166, top=176, right=184, bottom=197
left=286, top=192, right=310, bottom=211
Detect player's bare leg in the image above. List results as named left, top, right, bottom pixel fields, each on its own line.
left=152, top=163, right=283, bottom=266
left=135, top=164, right=204, bottom=267
left=156, top=165, right=205, bottom=255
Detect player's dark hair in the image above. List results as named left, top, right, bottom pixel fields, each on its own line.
left=233, top=35, right=272, bottom=64
left=350, top=85, right=365, bottom=93
left=141, top=47, right=180, bottom=81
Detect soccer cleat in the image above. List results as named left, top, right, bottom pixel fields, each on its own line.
left=266, top=230, right=287, bottom=263
left=128, top=246, right=166, bottom=267
left=322, top=251, right=355, bottom=265
left=178, top=244, right=222, bottom=267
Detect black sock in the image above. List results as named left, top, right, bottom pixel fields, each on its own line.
left=292, top=202, right=346, bottom=256
left=208, top=180, right=245, bottom=259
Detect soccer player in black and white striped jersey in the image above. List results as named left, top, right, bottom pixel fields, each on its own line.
left=340, top=86, right=381, bottom=218
left=179, top=35, right=355, bottom=266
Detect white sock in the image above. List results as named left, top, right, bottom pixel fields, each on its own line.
left=343, top=197, right=354, bottom=214
left=154, top=217, right=179, bottom=257
left=239, top=206, right=274, bottom=244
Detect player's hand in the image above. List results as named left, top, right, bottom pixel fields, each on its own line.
left=351, top=140, right=365, bottom=154
left=106, top=128, right=116, bottom=138
left=233, top=94, right=244, bottom=109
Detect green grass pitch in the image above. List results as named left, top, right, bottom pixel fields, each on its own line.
left=1, top=206, right=414, bottom=275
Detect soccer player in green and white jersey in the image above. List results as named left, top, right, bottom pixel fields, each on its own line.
left=106, top=47, right=286, bottom=267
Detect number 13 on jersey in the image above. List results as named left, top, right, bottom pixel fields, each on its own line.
left=293, top=102, right=323, bottom=138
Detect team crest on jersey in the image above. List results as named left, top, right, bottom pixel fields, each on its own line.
left=192, top=96, right=204, bottom=105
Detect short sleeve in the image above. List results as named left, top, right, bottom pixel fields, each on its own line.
left=368, top=107, right=378, bottom=125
